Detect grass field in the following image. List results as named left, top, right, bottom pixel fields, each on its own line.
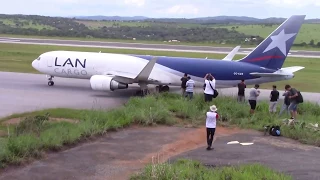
left=0, top=93, right=319, bottom=169
left=0, top=18, right=55, bottom=30
left=217, top=24, right=320, bottom=44
left=1, top=33, right=320, bottom=51
left=75, top=20, right=203, bottom=29
left=0, top=43, right=319, bottom=92
left=130, top=159, right=293, bottom=180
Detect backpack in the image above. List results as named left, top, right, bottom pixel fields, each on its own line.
left=296, top=91, right=303, bottom=104
left=269, top=125, right=281, bottom=136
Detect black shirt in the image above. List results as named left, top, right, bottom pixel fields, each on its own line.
left=270, top=90, right=279, bottom=102
left=237, top=83, right=246, bottom=95
left=181, top=77, right=188, bottom=88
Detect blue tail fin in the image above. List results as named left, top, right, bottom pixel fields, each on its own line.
left=239, top=15, right=306, bottom=70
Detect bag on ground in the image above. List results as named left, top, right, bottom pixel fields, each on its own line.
left=269, top=125, right=281, bottom=136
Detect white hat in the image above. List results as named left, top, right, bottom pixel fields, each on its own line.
left=210, top=105, right=218, bottom=112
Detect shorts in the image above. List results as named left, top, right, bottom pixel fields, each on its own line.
left=288, top=102, right=298, bottom=111
left=204, top=93, right=213, bottom=102
left=248, top=100, right=256, bottom=110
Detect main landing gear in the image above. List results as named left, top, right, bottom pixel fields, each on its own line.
left=135, top=84, right=170, bottom=97
left=47, top=75, right=54, bottom=86
left=157, top=85, right=169, bottom=92
left=135, top=85, right=170, bottom=97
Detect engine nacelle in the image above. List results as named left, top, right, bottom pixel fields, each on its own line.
left=90, top=75, right=128, bottom=91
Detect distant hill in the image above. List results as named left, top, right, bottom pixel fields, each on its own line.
left=72, top=16, right=149, bottom=21
left=72, top=15, right=320, bottom=24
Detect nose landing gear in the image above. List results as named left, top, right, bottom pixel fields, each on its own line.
left=47, top=75, right=54, bottom=86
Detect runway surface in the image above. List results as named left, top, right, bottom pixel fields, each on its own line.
left=0, top=37, right=320, bottom=58
left=1, top=71, right=320, bottom=119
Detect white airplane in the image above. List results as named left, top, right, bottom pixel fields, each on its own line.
left=31, top=15, right=306, bottom=95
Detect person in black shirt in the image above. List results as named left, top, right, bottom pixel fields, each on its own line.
left=269, top=85, right=279, bottom=113
left=237, top=80, right=246, bottom=103
left=180, top=73, right=188, bottom=96
left=278, top=90, right=290, bottom=117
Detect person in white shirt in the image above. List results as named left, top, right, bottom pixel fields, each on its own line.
left=203, top=73, right=216, bottom=102
left=185, top=76, right=195, bottom=99
left=206, top=105, right=219, bottom=150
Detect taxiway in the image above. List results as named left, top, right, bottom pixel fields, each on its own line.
left=0, top=37, right=320, bottom=58
left=1, top=71, right=319, bottom=118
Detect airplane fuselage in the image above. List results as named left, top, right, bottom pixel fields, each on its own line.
left=32, top=50, right=294, bottom=89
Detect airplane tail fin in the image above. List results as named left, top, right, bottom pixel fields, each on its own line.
left=238, top=15, right=306, bottom=70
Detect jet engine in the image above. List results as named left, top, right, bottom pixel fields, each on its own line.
left=90, top=75, right=128, bottom=91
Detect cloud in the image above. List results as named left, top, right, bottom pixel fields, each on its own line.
left=0, top=0, right=319, bottom=18
left=265, top=0, right=320, bottom=7
left=124, top=0, right=145, bottom=7
left=163, top=4, right=199, bottom=15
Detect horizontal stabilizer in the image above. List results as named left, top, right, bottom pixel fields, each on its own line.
left=250, top=66, right=305, bottom=77
left=250, top=72, right=287, bottom=77
left=279, top=66, right=305, bottom=73
left=222, top=46, right=240, bottom=61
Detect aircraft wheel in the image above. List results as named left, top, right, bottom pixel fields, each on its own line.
left=160, top=85, right=169, bottom=92
left=48, top=81, right=54, bottom=86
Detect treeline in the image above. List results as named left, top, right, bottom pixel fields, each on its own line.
left=0, top=14, right=262, bottom=44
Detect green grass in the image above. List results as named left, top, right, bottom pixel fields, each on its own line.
left=0, top=93, right=319, bottom=168
left=0, top=43, right=319, bottom=92
left=74, top=20, right=320, bottom=46
left=0, top=18, right=55, bottom=30
left=75, top=20, right=206, bottom=29
left=0, top=33, right=319, bottom=51
left=218, top=24, right=320, bottom=45
left=130, top=159, right=292, bottom=180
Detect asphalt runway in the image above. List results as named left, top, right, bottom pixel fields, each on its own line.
left=1, top=71, right=320, bottom=119
left=0, top=71, right=137, bottom=118
left=0, top=37, right=320, bottom=58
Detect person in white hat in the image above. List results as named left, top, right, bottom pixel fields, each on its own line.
left=205, top=105, right=219, bottom=150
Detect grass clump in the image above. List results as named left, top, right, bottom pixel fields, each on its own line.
left=130, top=159, right=292, bottom=180
left=0, top=92, right=319, bottom=168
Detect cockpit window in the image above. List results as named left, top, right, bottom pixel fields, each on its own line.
left=37, top=57, right=41, bottom=60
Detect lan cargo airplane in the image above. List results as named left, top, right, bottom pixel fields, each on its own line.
left=31, top=15, right=305, bottom=95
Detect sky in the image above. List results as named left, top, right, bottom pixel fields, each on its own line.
left=1, top=0, right=320, bottom=19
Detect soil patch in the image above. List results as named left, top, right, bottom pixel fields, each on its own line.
left=1, top=117, right=79, bottom=126
left=0, top=125, right=242, bottom=180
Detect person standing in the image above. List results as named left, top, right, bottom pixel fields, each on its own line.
left=205, top=105, right=219, bottom=150
left=185, top=76, right=195, bottom=99
left=204, top=73, right=216, bottom=102
left=285, top=84, right=299, bottom=120
left=248, top=84, right=260, bottom=115
left=269, top=85, right=279, bottom=113
left=278, top=90, right=290, bottom=118
left=180, top=73, right=188, bottom=96
left=237, top=80, right=246, bottom=103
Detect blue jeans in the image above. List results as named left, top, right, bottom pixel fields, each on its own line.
left=278, top=104, right=290, bottom=117
left=288, top=102, right=298, bottom=112
left=185, top=92, right=193, bottom=99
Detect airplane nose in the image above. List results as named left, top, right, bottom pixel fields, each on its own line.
left=32, top=60, right=38, bottom=69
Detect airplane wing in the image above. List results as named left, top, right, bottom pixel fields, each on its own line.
left=222, top=46, right=240, bottom=61
left=101, top=56, right=160, bottom=84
